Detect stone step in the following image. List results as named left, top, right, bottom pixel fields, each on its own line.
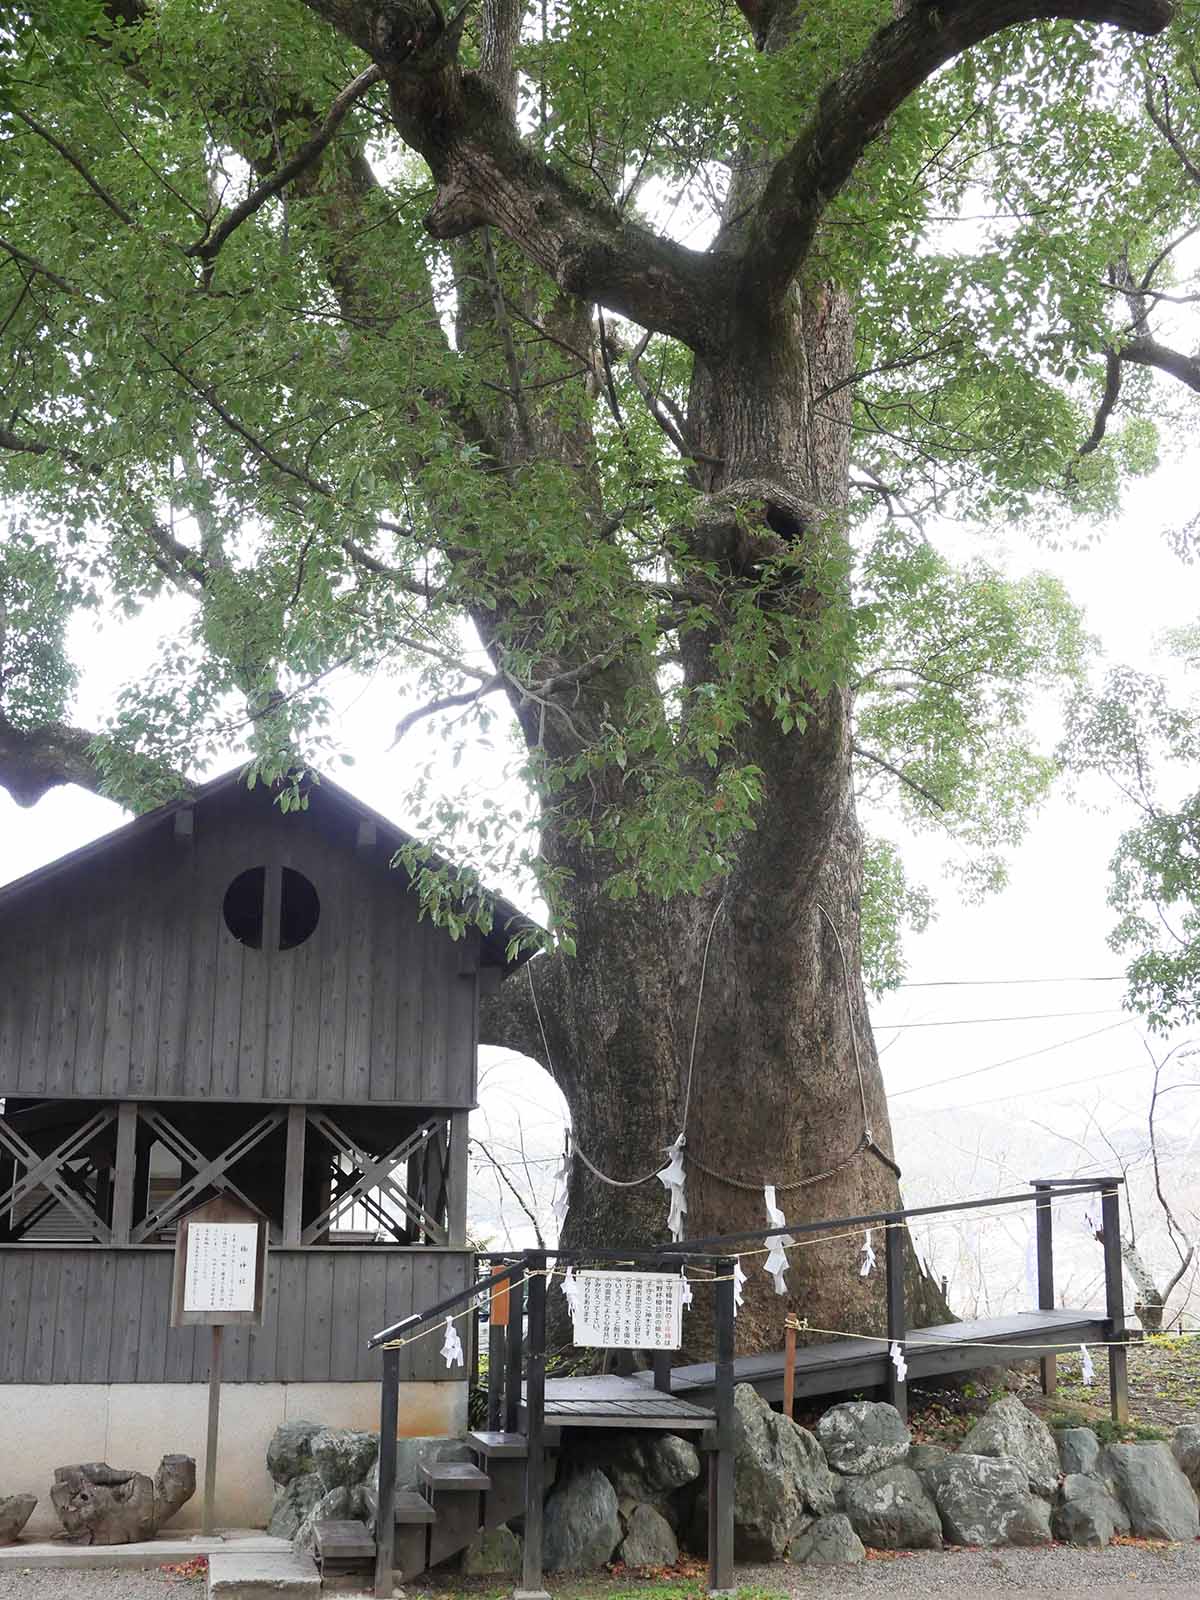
left=468, top=1430, right=528, bottom=1459
left=206, top=1549, right=320, bottom=1600
left=394, top=1489, right=438, bottom=1524
left=420, top=1460, right=490, bottom=1491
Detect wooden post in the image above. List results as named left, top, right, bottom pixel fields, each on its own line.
left=708, top=1256, right=736, bottom=1597
left=782, top=1318, right=797, bottom=1418
left=652, top=1349, right=672, bottom=1394
left=447, top=1111, right=469, bottom=1248
left=1034, top=1182, right=1057, bottom=1396
left=111, top=1101, right=138, bottom=1246
left=884, top=1217, right=907, bottom=1421
left=202, top=1325, right=224, bottom=1536
left=488, top=1265, right=510, bottom=1431
left=374, top=1345, right=400, bottom=1599
left=283, top=1106, right=306, bottom=1246
left=504, top=1272, right=525, bottom=1437
left=1101, top=1185, right=1129, bottom=1425
left=518, top=1252, right=550, bottom=1600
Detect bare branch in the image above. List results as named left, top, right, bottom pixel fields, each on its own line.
left=11, top=109, right=136, bottom=226
left=853, top=743, right=947, bottom=811
left=1076, top=350, right=1123, bottom=459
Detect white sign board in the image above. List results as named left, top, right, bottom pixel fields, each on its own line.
left=571, top=1271, right=682, bottom=1350
left=183, top=1223, right=259, bottom=1314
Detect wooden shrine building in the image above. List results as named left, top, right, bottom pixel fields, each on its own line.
left=0, top=770, right=530, bottom=1531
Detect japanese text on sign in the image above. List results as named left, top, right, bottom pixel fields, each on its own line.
left=570, top=1271, right=682, bottom=1350
left=183, top=1223, right=258, bottom=1314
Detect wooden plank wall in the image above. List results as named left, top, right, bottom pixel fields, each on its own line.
left=0, top=794, right=479, bottom=1106
left=0, top=1248, right=471, bottom=1384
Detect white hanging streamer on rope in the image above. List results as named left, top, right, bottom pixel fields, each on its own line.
left=889, top=1340, right=907, bottom=1384
left=1079, top=1343, right=1095, bottom=1386
left=657, top=1134, right=688, bottom=1242
left=859, top=1228, right=877, bottom=1278
left=561, top=1266, right=580, bottom=1310
left=680, top=1267, right=693, bottom=1308
left=440, top=1316, right=464, bottom=1370
left=1083, top=1204, right=1102, bottom=1239
left=551, top=1148, right=572, bottom=1233
left=733, top=1258, right=747, bottom=1315
left=763, top=1184, right=794, bottom=1296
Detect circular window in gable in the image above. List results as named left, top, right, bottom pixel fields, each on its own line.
left=222, top=865, right=320, bottom=951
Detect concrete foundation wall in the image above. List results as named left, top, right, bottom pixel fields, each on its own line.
left=2, top=1380, right=467, bottom=1538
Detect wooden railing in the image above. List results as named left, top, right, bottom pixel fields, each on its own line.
left=366, top=1174, right=1127, bottom=1599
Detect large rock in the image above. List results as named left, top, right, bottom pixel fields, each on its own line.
left=817, top=1402, right=911, bottom=1476
left=1102, top=1443, right=1200, bottom=1540
left=311, top=1428, right=378, bottom=1489
left=932, top=1454, right=1052, bottom=1547
left=295, top=1485, right=360, bottom=1550
left=266, top=1472, right=326, bottom=1539
left=267, top=1420, right=324, bottom=1486
left=907, top=1444, right=951, bottom=1493
left=49, top=1457, right=196, bottom=1545
left=462, top=1526, right=522, bottom=1576
left=787, top=1513, right=866, bottom=1566
left=617, top=1502, right=679, bottom=1568
left=0, top=1495, right=36, bottom=1545
left=1057, top=1427, right=1101, bottom=1478
left=840, top=1465, right=942, bottom=1550
left=577, top=1433, right=701, bottom=1504
left=728, top=1383, right=837, bottom=1560
left=1052, top=1473, right=1130, bottom=1548
left=543, top=1468, right=621, bottom=1571
left=959, top=1396, right=1061, bottom=1498
left=1172, top=1425, right=1200, bottom=1496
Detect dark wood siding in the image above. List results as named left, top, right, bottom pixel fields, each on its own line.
left=0, top=1247, right=471, bottom=1383
left=0, top=789, right=480, bottom=1106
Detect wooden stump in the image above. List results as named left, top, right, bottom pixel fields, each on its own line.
left=49, top=1456, right=196, bottom=1544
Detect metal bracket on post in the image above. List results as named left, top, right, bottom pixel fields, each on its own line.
left=707, top=1256, right=736, bottom=1597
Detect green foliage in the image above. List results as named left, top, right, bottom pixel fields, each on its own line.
left=0, top=0, right=1194, bottom=968
left=1062, top=658, right=1200, bottom=1030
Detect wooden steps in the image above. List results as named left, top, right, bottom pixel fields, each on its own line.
left=312, top=1519, right=375, bottom=1585
left=420, top=1460, right=490, bottom=1491
left=468, top=1430, right=528, bottom=1458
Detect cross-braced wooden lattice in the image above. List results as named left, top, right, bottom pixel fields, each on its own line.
left=303, top=1113, right=447, bottom=1245
left=0, top=1108, right=117, bottom=1243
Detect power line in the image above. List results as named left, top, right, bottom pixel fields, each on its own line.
left=888, top=1019, right=1130, bottom=1098
left=896, top=975, right=1125, bottom=988
left=929, top=1060, right=1153, bottom=1110
left=873, top=1007, right=1122, bottom=1031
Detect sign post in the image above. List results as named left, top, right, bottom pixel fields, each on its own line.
left=171, top=1196, right=268, bottom=1536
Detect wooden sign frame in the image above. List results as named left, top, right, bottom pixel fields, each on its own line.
left=170, top=1193, right=269, bottom=1329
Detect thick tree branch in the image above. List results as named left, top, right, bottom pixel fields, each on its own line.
left=184, top=65, right=384, bottom=263
left=297, top=0, right=730, bottom=350
left=1119, top=334, right=1200, bottom=393
left=11, top=109, right=136, bottom=226
left=743, top=0, right=1173, bottom=303
left=0, top=717, right=105, bottom=807
left=1077, top=349, right=1124, bottom=458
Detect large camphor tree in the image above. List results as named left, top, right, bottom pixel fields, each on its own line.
left=1, top=0, right=1195, bottom=1349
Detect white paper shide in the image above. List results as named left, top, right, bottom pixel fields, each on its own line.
left=183, top=1223, right=258, bottom=1313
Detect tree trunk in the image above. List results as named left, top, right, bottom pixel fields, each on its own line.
left=483, top=287, right=949, bottom=1357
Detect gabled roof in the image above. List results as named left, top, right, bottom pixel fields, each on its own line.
left=0, top=766, right=539, bottom=973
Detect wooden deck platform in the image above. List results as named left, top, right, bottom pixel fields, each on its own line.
left=525, top=1374, right=716, bottom=1430
left=635, top=1308, right=1110, bottom=1409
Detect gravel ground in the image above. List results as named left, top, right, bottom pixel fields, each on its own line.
left=0, top=1570, right=203, bottom=1598
left=740, top=1542, right=1200, bottom=1596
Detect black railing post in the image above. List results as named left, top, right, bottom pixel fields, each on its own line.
left=373, top=1344, right=399, bottom=1599
left=1101, top=1184, right=1129, bottom=1424
left=504, top=1270, right=525, bottom=1436
left=707, top=1255, right=736, bottom=1596
left=884, top=1216, right=907, bottom=1421
left=653, top=1254, right=677, bottom=1392
left=518, top=1251, right=550, bottom=1600
left=1033, top=1181, right=1056, bottom=1396
left=487, top=1263, right=509, bottom=1432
